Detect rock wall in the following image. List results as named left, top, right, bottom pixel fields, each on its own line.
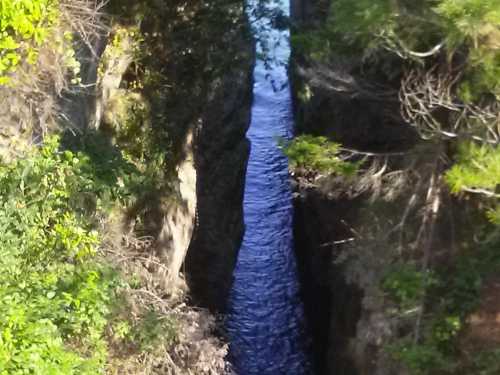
left=156, top=129, right=198, bottom=293
left=185, top=37, right=254, bottom=311
left=289, top=0, right=482, bottom=372
left=293, top=186, right=364, bottom=374
left=290, top=1, right=418, bottom=374
left=96, top=3, right=254, bottom=312
left=53, top=6, right=253, bottom=313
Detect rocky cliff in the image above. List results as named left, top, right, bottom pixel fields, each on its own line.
left=100, top=1, right=255, bottom=312
left=289, top=1, right=500, bottom=374
left=185, top=28, right=254, bottom=310
left=290, top=0, right=418, bottom=374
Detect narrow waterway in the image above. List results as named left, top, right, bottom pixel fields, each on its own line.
left=226, top=0, right=312, bottom=374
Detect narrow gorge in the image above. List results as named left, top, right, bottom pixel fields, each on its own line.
left=225, top=0, right=312, bottom=374
left=0, top=0, right=499, bottom=374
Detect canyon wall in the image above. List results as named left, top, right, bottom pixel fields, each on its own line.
left=290, top=1, right=417, bottom=373
left=185, top=33, right=254, bottom=310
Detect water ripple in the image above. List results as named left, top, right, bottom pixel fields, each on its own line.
left=226, top=1, right=312, bottom=374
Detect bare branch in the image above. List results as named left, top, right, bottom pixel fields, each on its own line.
left=405, top=42, right=445, bottom=58
left=462, top=187, right=500, bottom=199
left=400, top=68, right=500, bottom=144
left=296, top=61, right=398, bottom=101
left=378, top=30, right=445, bottom=60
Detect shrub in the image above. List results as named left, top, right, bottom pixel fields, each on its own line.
left=446, top=142, right=500, bottom=223
left=0, top=136, right=120, bottom=373
left=382, top=264, right=436, bottom=310
left=282, top=135, right=358, bottom=175
left=389, top=341, right=449, bottom=375
left=0, top=0, right=60, bottom=84
left=446, top=142, right=500, bottom=195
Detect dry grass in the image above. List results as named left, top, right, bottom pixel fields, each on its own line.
left=0, top=0, right=108, bottom=159
left=103, top=214, right=232, bottom=375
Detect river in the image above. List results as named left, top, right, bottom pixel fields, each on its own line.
left=225, top=0, right=312, bottom=373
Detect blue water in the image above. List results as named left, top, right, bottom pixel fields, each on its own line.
left=226, top=1, right=312, bottom=374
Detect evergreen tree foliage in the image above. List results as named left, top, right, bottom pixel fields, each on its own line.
left=294, top=0, right=500, bottom=97
left=283, top=135, right=358, bottom=176
left=446, top=142, right=500, bottom=223
left=446, top=143, right=500, bottom=196
left=291, top=1, right=500, bottom=373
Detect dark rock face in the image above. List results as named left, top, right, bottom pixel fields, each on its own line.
left=292, top=89, right=418, bottom=152
left=291, top=0, right=329, bottom=25
left=185, top=28, right=254, bottom=312
left=290, top=0, right=418, bottom=153
left=49, top=1, right=254, bottom=313
left=289, top=1, right=419, bottom=374
left=60, top=36, right=108, bottom=132
left=293, top=187, right=364, bottom=375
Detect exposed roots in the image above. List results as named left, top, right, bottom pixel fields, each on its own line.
left=400, top=68, right=500, bottom=144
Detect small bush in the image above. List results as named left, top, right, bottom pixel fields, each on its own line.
left=382, top=264, right=436, bottom=310
left=0, top=0, right=60, bottom=84
left=446, top=142, right=500, bottom=223
left=0, top=136, right=120, bottom=373
left=282, top=135, right=358, bottom=175
left=446, top=142, right=500, bottom=194
left=389, top=341, right=449, bottom=375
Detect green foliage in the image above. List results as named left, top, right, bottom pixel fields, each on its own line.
left=446, top=142, right=500, bottom=194
left=432, top=315, right=461, bottom=343
left=435, top=0, right=500, bottom=47
left=329, top=0, right=395, bottom=52
left=385, top=237, right=500, bottom=374
left=292, top=1, right=394, bottom=60
left=470, top=349, right=500, bottom=375
left=383, top=264, right=436, bottom=309
left=389, top=341, right=449, bottom=375
left=131, top=311, right=177, bottom=352
left=393, top=343, right=500, bottom=375
left=109, top=308, right=177, bottom=355
left=0, top=136, right=122, bottom=374
left=461, top=48, right=500, bottom=100
left=486, top=206, right=500, bottom=225
left=294, top=0, right=442, bottom=58
left=318, top=0, right=500, bottom=55
left=61, top=130, right=162, bottom=211
left=441, top=261, right=482, bottom=314
left=282, top=135, right=358, bottom=175
left=104, top=93, right=158, bottom=165
left=0, top=134, right=188, bottom=373
left=446, top=0, right=500, bottom=100
left=296, top=0, right=500, bottom=97
left=0, top=0, right=60, bottom=84
left=446, top=142, right=500, bottom=224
